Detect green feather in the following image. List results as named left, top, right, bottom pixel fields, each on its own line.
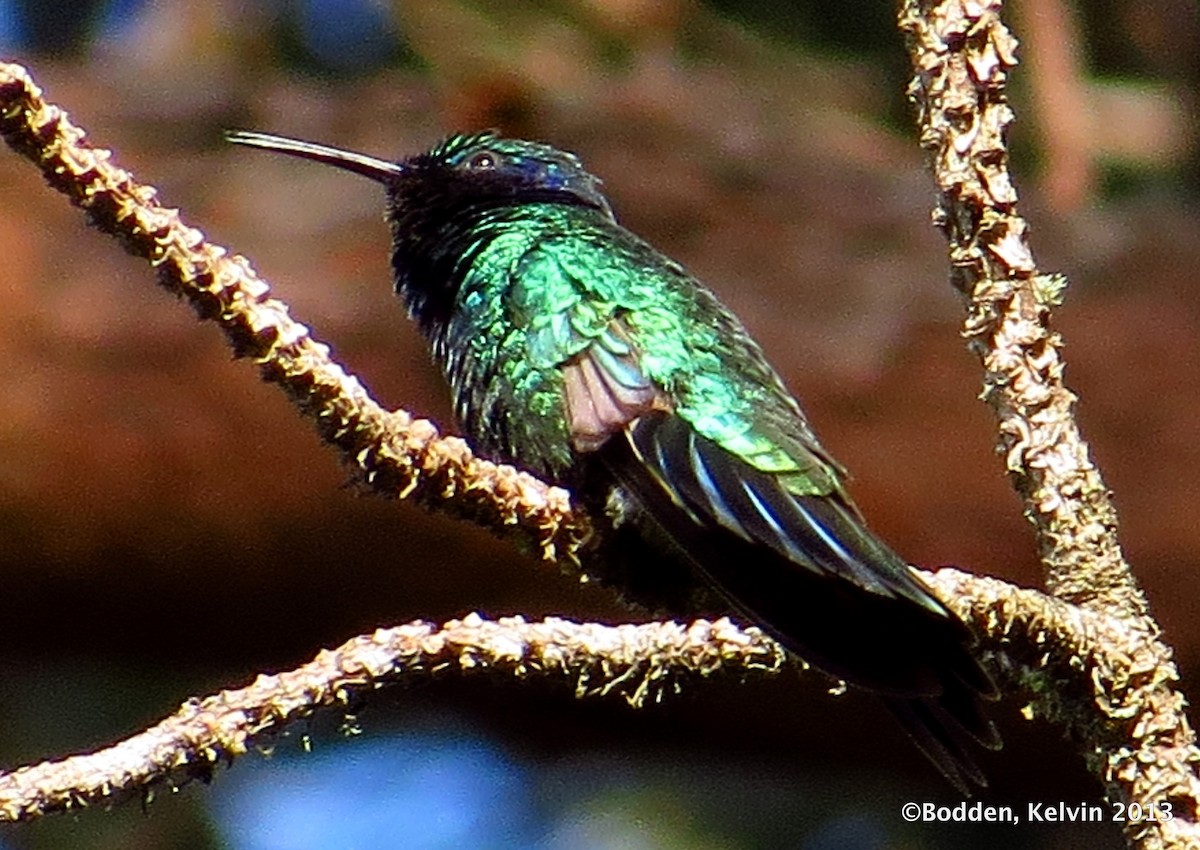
left=438, top=202, right=844, bottom=500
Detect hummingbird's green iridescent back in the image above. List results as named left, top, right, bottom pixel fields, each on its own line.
left=228, top=128, right=1000, bottom=792
left=438, top=203, right=834, bottom=487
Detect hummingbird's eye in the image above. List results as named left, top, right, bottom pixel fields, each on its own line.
left=468, top=151, right=497, bottom=171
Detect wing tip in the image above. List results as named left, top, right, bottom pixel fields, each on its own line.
left=883, top=695, right=995, bottom=795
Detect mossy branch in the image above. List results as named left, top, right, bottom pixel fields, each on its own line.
left=900, top=2, right=1200, bottom=847
left=0, top=615, right=785, bottom=821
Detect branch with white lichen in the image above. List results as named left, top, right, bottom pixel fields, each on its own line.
left=1, top=4, right=1198, bottom=843
left=899, top=2, right=1200, bottom=848
left=0, top=575, right=1095, bottom=824
left=0, top=616, right=785, bottom=820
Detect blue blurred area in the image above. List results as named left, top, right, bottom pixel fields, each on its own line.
left=295, top=0, right=399, bottom=74
left=0, top=0, right=104, bottom=53
left=800, top=812, right=888, bottom=850
left=0, top=0, right=402, bottom=74
left=94, top=0, right=149, bottom=43
left=0, top=0, right=152, bottom=52
left=205, top=725, right=924, bottom=850
left=210, top=732, right=540, bottom=850
left=0, top=1, right=17, bottom=51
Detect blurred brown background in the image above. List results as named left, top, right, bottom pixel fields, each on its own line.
left=1, top=0, right=1198, bottom=847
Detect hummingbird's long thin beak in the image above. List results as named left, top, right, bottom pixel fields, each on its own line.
left=225, top=130, right=404, bottom=183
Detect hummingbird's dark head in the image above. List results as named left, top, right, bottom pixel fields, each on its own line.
left=226, top=128, right=611, bottom=216
left=226, top=128, right=614, bottom=340
left=378, top=131, right=617, bottom=344
left=402, top=131, right=612, bottom=216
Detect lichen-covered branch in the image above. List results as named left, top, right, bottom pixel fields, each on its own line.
left=898, top=0, right=1135, bottom=617
left=899, top=3, right=1200, bottom=847
left=0, top=615, right=783, bottom=823
left=0, top=61, right=589, bottom=566
left=0, top=563, right=1173, bottom=830
left=933, top=569, right=1200, bottom=849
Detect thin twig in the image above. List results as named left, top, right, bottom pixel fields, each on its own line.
left=0, top=615, right=783, bottom=822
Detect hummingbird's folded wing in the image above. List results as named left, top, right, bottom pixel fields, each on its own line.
left=606, top=413, right=1001, bottom=793
left=513, top=232, right=999, bottom=790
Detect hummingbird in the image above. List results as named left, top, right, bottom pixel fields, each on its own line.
left=227, top=128, right=1001, bottom=791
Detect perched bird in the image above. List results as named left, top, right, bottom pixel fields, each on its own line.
left=228, top=129, right=1000, bottom=790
